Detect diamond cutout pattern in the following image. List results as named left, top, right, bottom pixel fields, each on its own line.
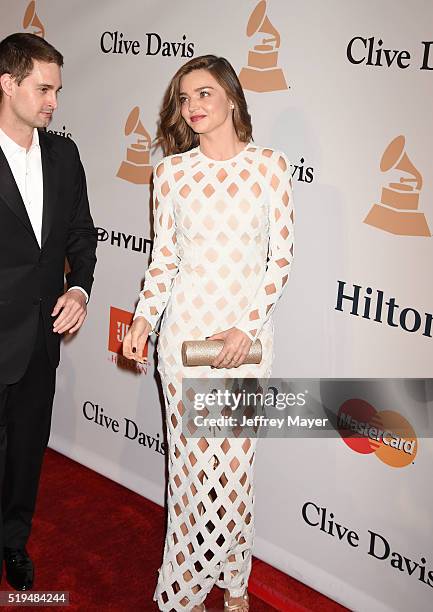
left=134, top=145, right=294, bottom=609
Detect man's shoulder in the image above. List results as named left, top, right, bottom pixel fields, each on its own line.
left=38, top=129, right=79, bottom=157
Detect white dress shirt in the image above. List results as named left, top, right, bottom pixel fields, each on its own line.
left=0, top=127, right=88, bottom=302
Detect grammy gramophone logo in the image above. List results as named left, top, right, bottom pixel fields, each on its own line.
left=364, top=136, right=431, bottom=237
left=22, top=1, right=45, bottom=38
left=239, top=0, right=288, bottom=93
left=117, top=107, right=152, bottom=185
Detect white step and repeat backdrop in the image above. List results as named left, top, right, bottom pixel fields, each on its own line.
left=2, top=2, right=433, bottom=610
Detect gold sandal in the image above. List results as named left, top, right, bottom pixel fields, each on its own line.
left=224, top=590, right=249, bottom=611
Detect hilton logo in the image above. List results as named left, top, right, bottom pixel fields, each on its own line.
left=335, top=280, right=433, bottom=339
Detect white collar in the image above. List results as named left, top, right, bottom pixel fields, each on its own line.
left=0, top=127, right=40, bottom=157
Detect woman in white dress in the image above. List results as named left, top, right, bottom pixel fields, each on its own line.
left=123, top=55, right=294, bottom=612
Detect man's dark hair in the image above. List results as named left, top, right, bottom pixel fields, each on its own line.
left=0, top=33, right=63, bottom=101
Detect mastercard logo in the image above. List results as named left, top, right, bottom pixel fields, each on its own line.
left=337, top=399, right=417, bottom=468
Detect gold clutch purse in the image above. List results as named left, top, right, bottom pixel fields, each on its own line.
left=181, top=339, right=262, bottom=367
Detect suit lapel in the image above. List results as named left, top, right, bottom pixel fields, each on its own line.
left=0, top=146, right=37, bottom=242
left=39, top=130, right=58, bottom=248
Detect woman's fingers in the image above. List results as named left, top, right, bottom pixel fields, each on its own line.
left=212, top=341, right=233, bottom=368
left=229, top=341, right=250, bottom=368
left=122, top=317, right=151, bottom=361
left=206, top=332, right=225, bottom=341
left=212, top=339, right=250, bottom=368
left=135, top=332, right=148, bottom=363
left=208, top=328, right=253, bottom=368
left=122, top=330, right=133, bottom=359
left=230, top=347, right=247, bottom=368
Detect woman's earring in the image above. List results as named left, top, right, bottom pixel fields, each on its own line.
left=230, top=103, right=235, bottom=110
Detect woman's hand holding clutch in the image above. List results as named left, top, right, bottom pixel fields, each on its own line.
left=206, top=327, right=253, bottom=368
left=123, top=316, right=152, bottom=363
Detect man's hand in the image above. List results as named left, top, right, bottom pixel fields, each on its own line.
left=52, top=289, right=87, bottom=334
left=123, top=316, right=152, bottom=363
left=207, top=327, right=252, bottom=368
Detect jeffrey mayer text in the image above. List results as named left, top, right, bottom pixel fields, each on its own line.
left=194, top=415, right=329, bottom=429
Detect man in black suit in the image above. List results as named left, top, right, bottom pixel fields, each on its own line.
left=0, top=33, right=97, bottom=590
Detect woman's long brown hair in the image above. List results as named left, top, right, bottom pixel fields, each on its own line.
left=156, top=55, right=252, bottom=156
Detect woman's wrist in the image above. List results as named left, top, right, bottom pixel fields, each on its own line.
left=134, top=315, right=152, bottom=331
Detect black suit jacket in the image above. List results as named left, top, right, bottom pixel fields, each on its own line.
left=0, top=130, right=97, bottom=384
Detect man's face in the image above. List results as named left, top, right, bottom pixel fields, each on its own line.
left=8, top=59, right=62, bottom=129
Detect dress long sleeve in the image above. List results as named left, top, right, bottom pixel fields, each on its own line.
left=133, top=159, right=180, bottom=331
left=146, top=144, right=292, bottom=610
left=234, top=151, right=294, bottom=341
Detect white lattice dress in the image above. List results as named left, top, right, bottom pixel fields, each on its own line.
left=134, top=144, right=294, bottom=610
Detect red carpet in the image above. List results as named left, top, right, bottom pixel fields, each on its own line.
left=0, top=450, right=349, bottom=611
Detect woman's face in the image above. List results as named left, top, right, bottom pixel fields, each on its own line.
left=179, top=69, right=233, bottom=136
